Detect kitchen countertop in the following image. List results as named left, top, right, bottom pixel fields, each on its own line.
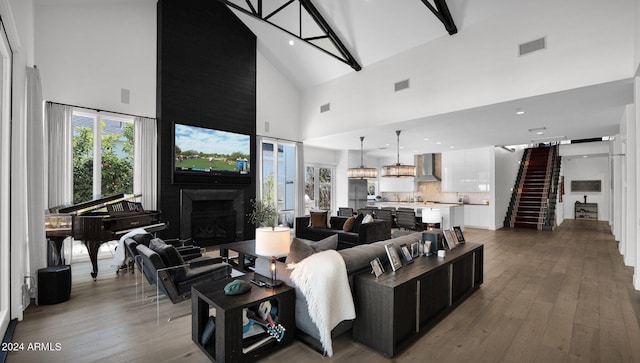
left=370, top=202, right=488, bottom=207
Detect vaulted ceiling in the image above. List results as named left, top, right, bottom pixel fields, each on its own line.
left=226, top=0, right=506, bottom=89
left=224, top=0, right=633, bottom=157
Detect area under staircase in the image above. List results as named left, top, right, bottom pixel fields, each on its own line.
left=504, top=145, right=561, bottom=230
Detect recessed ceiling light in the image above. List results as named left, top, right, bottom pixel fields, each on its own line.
left=436, top=141, right=442, bottom=145
left=449, top=146, right=455, bottom=149
left=288, top=40, right=295, bottom=46
left=516, top=110, right=525, bottom=115
left=423, top=138, right=429, bottom=141
left=537, top=131, right=544, bottom=135
left=583, top=155, right=588, bottom=158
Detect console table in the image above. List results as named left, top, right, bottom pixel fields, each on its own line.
left=191, top=273, right=295, bottom=362
left=352, top=242, right=483, bottom=357
left=575, top=202, right=598, bottom=220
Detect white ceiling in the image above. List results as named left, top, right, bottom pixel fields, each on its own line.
left=304, top=79, right=632, bottom=157
left=227, top=0, right=633, bottom=158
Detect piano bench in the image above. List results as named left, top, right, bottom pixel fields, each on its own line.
left=37, top=265, right=71, bottom=305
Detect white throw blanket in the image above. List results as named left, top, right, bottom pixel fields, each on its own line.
left=290, top=249, right=355, bottom=357
left=112, top=228, right=148, bottom=267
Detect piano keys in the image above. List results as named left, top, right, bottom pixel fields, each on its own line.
left=46, top=193, right=166, bottom=280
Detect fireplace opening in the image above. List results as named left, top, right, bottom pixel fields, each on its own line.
left=191, top=211, right=236, bottom=245
left=180, top=189, right=245, bottom=246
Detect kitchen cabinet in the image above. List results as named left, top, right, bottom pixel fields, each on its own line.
left=464, top=204, right=491, bottom=229
left=442, top=148, right=490, bottom=192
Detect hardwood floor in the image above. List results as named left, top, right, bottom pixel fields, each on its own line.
left=8, top=220, right=640, bottom=362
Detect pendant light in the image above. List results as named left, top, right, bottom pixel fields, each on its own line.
left=348, top=136, right=378, bottom=179
left=381, top=130, right=416, bottom=177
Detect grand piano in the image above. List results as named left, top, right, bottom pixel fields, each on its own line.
left=45, top=193, right=166, bottom=280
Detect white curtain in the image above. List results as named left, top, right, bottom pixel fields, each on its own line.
left=25, top=66, right=46, bottom=285
left=45, top=102, right=73, bottom=206
left=295, top=141, right=305, bottom=217
left=134, top=116, right=157, bottom=210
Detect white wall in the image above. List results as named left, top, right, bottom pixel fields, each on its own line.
left=562, top=156, right=610, bottom=221
left=300, top=0, right=635, bottom=141
left=493, top=146, right=524, bottom=230
left=256, top=49, right=300, bottom=141
left=34, top=0, right=156, bottom=117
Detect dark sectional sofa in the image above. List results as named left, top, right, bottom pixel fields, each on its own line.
left=295, top=216, right=391, bottom=249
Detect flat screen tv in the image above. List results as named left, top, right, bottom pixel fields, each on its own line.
left=173, top=123, right=251, bottom=184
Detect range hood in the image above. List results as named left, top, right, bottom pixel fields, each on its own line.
left=415, top=154, right=441, bottom=182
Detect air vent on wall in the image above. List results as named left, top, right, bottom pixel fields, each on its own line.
left=394, top=79, right=410, bottom=92
left=519, top=37, right=546, bottom=56
left=320, top=103, right=330, bottom=113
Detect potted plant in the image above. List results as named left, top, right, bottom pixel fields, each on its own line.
left=248, top=198, right=278, bottom=228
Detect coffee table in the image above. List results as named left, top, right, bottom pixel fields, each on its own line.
left=219, top=240, right=257, bottom=272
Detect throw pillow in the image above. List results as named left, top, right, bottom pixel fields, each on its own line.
left=149, top=240, right=185, bottom=267
left=132, top=233, right=154, bottom=247
left=285, top=238, right=315, bottom=264
left=362, top=214, right=374, bottom=224
left=149, top=237, right=167, bottom=250
left=352, top=213, right=365, bottom=233
left=343, top=216, right=356, bottom=232
left=310, top=211, right=328, bottom=228
left=309, top=209, right=332, bottom=228
left=309, top=234, right=338, bottom=252
left=284, top=234, right=339, bottom=264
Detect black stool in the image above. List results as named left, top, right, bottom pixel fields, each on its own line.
left=37, top=265, right=71, bottom=305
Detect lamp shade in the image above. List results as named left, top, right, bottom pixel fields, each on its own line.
left=381, top=130, right=416, bottom=177
left=348, top=136, right=378, bottom=179
left=381, top=164, right=416, bottom=177
left=347, top=167, right=378, bottom=179
left=422, top=208, right=442, bottom=224
left=255, top=227, right=290, bottom=257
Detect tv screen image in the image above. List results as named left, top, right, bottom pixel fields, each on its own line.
left=174, top=123, right=250, bottom=176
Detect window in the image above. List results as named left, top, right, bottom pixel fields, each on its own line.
left=72, top=111, right=134, bottom=203
left=260, top=139, right=297, bottom=227
left=304, top=165, right=334, bottom=215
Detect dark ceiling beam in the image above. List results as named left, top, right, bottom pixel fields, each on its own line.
left=218, top=0, right=361, bottom=71
left=419, top=0, right=457, bottom=35
left=298, top=0, right=361, bottom=71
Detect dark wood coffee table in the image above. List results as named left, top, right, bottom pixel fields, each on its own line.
left=219, top=240, right=257, bottom=272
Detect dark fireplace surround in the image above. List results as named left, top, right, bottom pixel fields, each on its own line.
left=180, top=189, right=245, bottom=246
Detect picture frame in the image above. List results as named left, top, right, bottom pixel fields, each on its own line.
left=399, top=243, right=413, bottom=264
left=410, top=242, right=420, bottom=258
left=443, top=230, right=457, bottom=250
left=453, top=226, right=465, bottom=243
left=370, top=257, right=384, bottom=278
left=384, top=243, right=402, bottom=271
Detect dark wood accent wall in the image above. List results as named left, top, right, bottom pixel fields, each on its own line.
left=156, top=0, right=256, bottom=242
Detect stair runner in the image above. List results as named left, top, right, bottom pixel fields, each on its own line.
left=509, top=147, right=553, bottom=230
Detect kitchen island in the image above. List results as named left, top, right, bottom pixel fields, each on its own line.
left=368, top=202, right=465, bottom=230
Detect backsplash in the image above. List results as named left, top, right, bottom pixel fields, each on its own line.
left=416, top=181, right=489, bottom=204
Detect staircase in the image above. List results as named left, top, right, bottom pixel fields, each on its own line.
left=504, top=145, right=561, bottom=230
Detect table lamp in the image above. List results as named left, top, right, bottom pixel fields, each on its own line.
left=422, top=208, right=442, bottom=230
left=255, top=226, right=290, bottom=288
